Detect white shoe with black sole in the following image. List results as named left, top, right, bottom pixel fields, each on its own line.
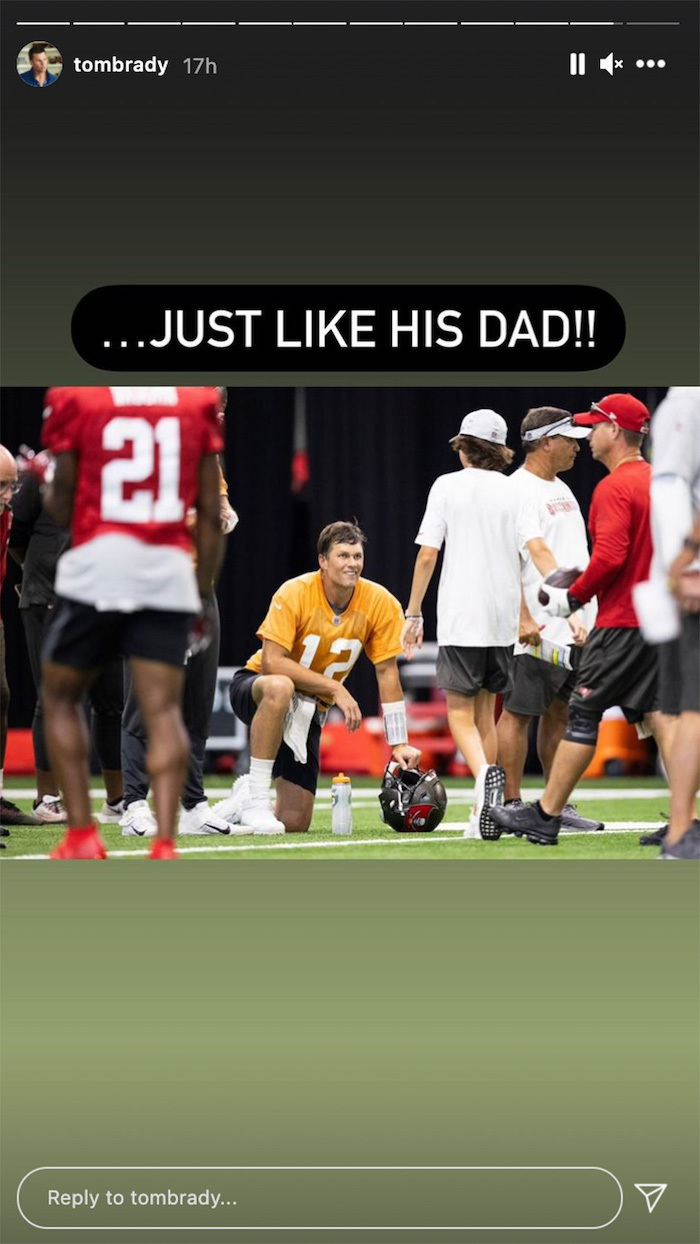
left=474, top=764, right=506, bottom=840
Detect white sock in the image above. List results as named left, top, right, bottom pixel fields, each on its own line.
left=0, top=768, right=4, bottom=798
left=249, top=758, right=274, bottom=805
left=473, top=764, right=488, bottom=812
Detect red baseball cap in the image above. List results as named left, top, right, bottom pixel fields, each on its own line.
left=573, top=393, right=651, bottom=434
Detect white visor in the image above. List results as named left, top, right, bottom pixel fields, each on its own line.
left=521, top=417, right=590, bottom=443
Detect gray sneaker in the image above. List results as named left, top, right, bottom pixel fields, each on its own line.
left=660, top=821, right=700, bottom=860
left=490, top=801, right=561, bottom=846
left=639, top=822, right=668, bottom=847
left=561, top=803, right=604, bottom=832
left=0, top=797, right=40, bottom=826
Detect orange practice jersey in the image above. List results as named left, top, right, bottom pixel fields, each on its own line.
left=247, top=571, right=404, bottom=707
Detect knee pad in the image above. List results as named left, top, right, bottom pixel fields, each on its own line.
left=564, top=706, right=601, bottom=747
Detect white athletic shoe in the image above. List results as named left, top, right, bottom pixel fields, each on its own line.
left=463, top=810, right=481, bottom=839
left=178, top=801, right=231, bottom=836
left=211, top=775, right=251, bottom=824
left=96, top=798, right=125, bottom=824
left=33, top=795, right=68, bottom=824
left=213, top=775, right=285, bottom=835
left=120, top=800, right=158, bottom=838
left=238, top=804, right=286, bottom=836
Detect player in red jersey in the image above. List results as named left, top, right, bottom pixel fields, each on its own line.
left=40, top=387, right=223, bottom=859
left=491, top=393, right=676, bottom=845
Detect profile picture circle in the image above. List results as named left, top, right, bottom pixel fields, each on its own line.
left=17, top=41, right=63, bottom=88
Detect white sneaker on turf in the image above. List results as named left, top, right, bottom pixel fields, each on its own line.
left=212, top=775, right=285, bottom=835
left=212, top=775, right=251, bottom=824
left=179, top=801, right=231, bottom=836
left=463, top=810, right=481, bottom=839
left=96, top=798, right=125, bottom=824
left=120, top=800, right=157, bottom=837
left=33, top=795, right=68, bottom=824
left=238, top=803, right=286, bottom=836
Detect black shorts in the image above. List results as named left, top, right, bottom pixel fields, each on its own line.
left=436, top=645, right=512, bottom=697
left=504, top=649, right=580, bottom=717
left=679, top=614, right=699, bottom=714
left=230, top=668, right=322, bottom=795
left=42, top=597, right=194, bottom=670
left=568, top=627, right=659, bottom=723
left=658, top=638, right=682, bottom=716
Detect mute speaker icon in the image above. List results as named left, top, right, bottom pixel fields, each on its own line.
left=600, top=53, right=616, bottom=75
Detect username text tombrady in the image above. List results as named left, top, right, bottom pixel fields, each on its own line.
left=74, top=57, right=168, bottom=76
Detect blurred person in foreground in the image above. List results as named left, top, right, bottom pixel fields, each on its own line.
left=40, top=387, right=223, bottom=859
left=119, top=457, right=237, bottom=840
left=643, top=387, right=700, bottom=860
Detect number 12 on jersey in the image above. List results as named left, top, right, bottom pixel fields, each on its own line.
left=299, top=634, right=363, bottom=680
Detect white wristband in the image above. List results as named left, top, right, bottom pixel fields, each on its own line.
left=382, top=701, right=408, bottom=746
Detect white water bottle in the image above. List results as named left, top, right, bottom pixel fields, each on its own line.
left=331, top=773, right=353, bottom=836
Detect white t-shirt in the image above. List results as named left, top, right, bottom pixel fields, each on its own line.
left=650, top=387, right=700, bottom=573
left=508, top=466, right=596, bottom=654
left=415, top=468, right=541, bottom=646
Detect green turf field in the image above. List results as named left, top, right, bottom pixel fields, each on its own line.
left=0, top=775, right=671, bottom=859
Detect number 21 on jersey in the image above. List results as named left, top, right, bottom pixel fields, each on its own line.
left=101, top=416, right=185, bottom=523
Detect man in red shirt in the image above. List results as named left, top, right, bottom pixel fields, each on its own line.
left=491, top=393, right=676, bottom=845
left=41, top=387, right=223, bottom=859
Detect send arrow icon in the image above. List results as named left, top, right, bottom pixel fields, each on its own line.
left=635, top=1184, right=667, bottom=1214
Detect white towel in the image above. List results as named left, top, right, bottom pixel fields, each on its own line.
left=283, top=693, right=318, bottom=764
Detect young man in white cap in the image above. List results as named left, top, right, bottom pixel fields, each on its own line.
left=491, top=393, right=676, bottom=846
left=496, top=406, right=603, bottom=832
left=402, top=409, right=557, bottom=838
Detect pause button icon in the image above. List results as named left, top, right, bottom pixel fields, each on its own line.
left=570, top=52, right=586, bottom=76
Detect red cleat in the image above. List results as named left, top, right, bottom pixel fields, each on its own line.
left=148, top=839, right=179, bottom=860
left=50, top=828, right=108, bottom=859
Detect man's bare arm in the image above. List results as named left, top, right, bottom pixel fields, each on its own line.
left=374, top=657, right=421, bottom=768
left=261, top=639, right=362, bottom=730
left=195, top=453, right=224, bottom=596
left=402, top=545, right=439, bottom=658
left=526, top=536, right=557, bottom=579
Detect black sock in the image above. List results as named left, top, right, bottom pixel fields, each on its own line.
left=535, top=800, right=557, bottom=822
